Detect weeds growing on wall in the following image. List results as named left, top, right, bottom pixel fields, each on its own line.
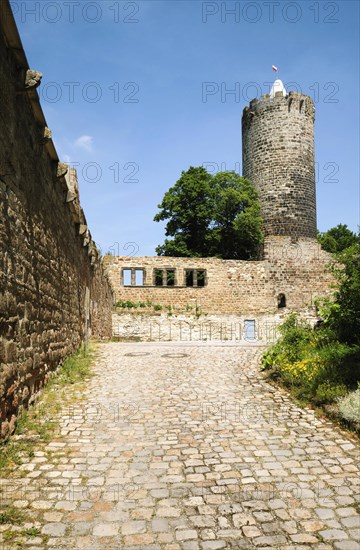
left=114, top=300, right=207, bottom=316
left=115, top=300, right=163, bottom=311
left=262, top=243, right=360, bottom=430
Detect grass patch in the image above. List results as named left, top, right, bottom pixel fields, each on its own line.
left=0, top=506, right=26, bottom=525
left=51, top=347, right=94, bottom=386
left=0, top=438, right=36, bottom=470
left=22, top=527, right=41, bottom=537
left=2, top=530, right=22, bottom=543
left=0, top=344, right=97, bottom=471
left=80, top=474, right=89, bottom=485
left=1, top=526, right=46, bottom=546
left=0, top=346, right=97, bottom=548
left=15, top=410, right=55, bottom=443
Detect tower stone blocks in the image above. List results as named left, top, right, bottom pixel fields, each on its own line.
left=242, top=91, right=317, bottom=238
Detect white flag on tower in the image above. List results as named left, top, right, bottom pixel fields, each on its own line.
left=272, top=65, right=278, bottom=72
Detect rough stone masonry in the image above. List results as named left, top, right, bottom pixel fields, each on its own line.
left=0, top=1, right=113, bottom=438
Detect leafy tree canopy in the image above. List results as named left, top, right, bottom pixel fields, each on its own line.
left=154, top=167, right=263, bottom=259
left=317, top=224, right=359, bottom=254
left=320, top=243, right=360, bottom=347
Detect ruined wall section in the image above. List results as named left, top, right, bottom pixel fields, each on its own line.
left=105, top=238, right=334, bottom=317
left=242, top=92, right=317, bottom=238
left=263, top=236, right=335, bottom=310
left=106, top=256, right=274, bottom=314
left=0, top=2, right=113, bottom=437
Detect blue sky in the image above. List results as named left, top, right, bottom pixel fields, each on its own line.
left=12, top=0, right=359, bottom=256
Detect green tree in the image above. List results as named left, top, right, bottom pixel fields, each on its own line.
left=317, top=224, right=359, bottom=253
left=154, top=167, right=263, bottom=259
left=154, top=167, right=213, bottom=257
left=322, top=243, right=360, bottom=347
left=209, top=172, right=263, bottom=259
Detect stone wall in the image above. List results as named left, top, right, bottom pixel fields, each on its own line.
left=242, top=92, right=316, bottom=238
left=0, top=2, right=113, bottom=438
left=105, top=237, right=335, bottom=318
left=112, top=311, right=306, bottom=343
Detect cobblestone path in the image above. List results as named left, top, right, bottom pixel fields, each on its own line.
left=1, top=342, right=359, bottom=549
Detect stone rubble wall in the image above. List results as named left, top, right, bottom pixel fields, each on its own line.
left=0, top=2, right=113, bottom=438
left=105, top=237, right=335, bottom=317
left=112, top=312, right=308, bottom=343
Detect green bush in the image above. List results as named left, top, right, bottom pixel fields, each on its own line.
left=115, top=300, right=148, bottom=309
left=277, top=313, right=312, bottom=361
left=338, top=386, right=360, bottom=423
left=322, top=243, right=360, bottom=346
left=315, top=342, right=360, bottom=387
left=262, top=313, right=313, bottom=373
left=262, top=313, right=359, bottom=405
left=313, top=381, right=347, bottom=405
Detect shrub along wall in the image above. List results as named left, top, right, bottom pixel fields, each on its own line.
left=0, top=2, right=113, bottom=438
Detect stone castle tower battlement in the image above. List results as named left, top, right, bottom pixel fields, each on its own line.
left=242, top=90, right=317, bottom=239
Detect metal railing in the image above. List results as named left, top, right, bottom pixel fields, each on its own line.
left=113, top=319, right=279, bottom=343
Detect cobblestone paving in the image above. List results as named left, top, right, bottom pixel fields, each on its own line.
left=1, top=342, right=359, bottom=549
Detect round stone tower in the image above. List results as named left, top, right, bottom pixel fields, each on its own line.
left=242, top=87, right=316, bottom=238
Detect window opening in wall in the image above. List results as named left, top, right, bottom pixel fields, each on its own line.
left=278, top=293, right=286, bottom=308
left=154, top=269, right=164, bottom=286
left=135, top=269, right=144, bottom=286
left=244, top=320, right=256, bottom=341
left=123, top=269, right=132, bottom=286
left=185, top=269, right=207, bottom=287
left=197, top=270, right=206, bottom=287
left=166, top=270, right=175, bottom=286
left=185, top=270, right=194, bottom=287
